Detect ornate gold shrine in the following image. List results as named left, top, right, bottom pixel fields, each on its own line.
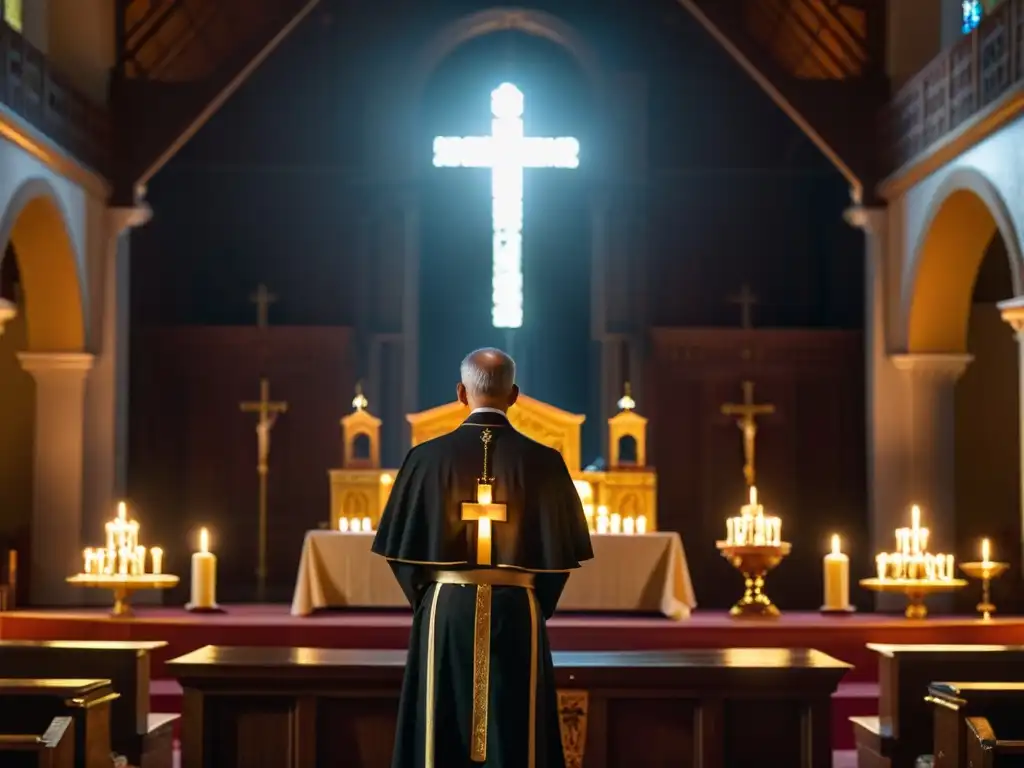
left=329, top=391, right=657, bottom=532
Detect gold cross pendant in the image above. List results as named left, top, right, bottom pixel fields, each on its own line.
left=461, top=482, right=507, bottom=566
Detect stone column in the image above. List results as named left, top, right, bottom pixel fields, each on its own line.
left=81, top=205, right=151, bottom=544
left=17, top=352, right=94, bottom=605
left=997, top=295, right=1024, bottom=566
left=889, top=353, right=972, bottom=549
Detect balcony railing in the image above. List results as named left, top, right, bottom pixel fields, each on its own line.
left=882, top=0, right=1024, bottom=176
left=0, top=22, right=109, bottom=172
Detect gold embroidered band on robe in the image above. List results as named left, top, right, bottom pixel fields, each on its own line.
left=433, top=569, right=534, bottom=588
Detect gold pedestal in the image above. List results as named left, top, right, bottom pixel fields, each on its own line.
left=959, top=561, right=1010, bottom=620
left=716, top=542, right=791, bottom=618
left=859, top=578, right=967, bottom=619
left=66, top=574, right=180, bottom=618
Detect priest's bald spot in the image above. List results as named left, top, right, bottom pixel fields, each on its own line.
left=460, top=348, right=516, bottom=398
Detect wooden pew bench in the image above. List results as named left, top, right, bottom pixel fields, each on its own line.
left=168, top=645, right=850, bottom=768
left=0, top=640, right=177, bottom=768
left=0, top=717, right=75, bottom=768
left=927, top=682, right=1024, bottom=768
left=0, top=679, right=116, bottom=768
left=851, top=644, right=1024, bottom=768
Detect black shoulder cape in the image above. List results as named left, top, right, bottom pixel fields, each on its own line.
left=371, top=414, right=593, bottom=572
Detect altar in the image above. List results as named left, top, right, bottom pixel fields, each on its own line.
left=307, top=387, right=695, bottom=618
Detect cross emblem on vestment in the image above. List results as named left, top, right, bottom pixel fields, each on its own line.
left=460, top=429, right=507, bottom=566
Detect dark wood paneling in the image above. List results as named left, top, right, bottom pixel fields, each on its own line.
left=129, top=326, right=353, bottom=601
left=648, top=328, right=866, bottom=611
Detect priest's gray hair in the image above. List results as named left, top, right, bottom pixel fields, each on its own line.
left=460, top=348, right=516, bottom=398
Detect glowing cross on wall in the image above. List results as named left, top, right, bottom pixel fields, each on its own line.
left=433, top=83, right=580, bottom=329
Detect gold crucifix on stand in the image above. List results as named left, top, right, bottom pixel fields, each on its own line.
left=721, top=381, right=775, bottom=487
left=460, top=429, right=507, bottom=566
left=727, top=283, right=758, bottom=329
left=240, top=378, right=288, bottom=600
left=249, top=283, right=277, bottom=329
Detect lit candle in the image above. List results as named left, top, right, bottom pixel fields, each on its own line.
left=150, top=547, right=163, bottom=575
left=190, top=528, right=217, bottom=609
left=339, top=517, right=349, bottom=532
left=117, top=547, right=130, bottom=575
left=596, top=515, right=608, bottom=534
left=83, top=548, right=95, bottom=575
left=749, top=486, right=758, bottom=507
left=945, top=554, right=954, bottom=580
left=876, top=553, right=887, bottom=580
left=96, top=548, right=108, bottom=575
left=362, top=516, right=373, bottom=532
left=823, top=535, right=849, bottom=610
left=637, top=515, right=648, bottom=534
left=134, top=546, right=146, bottom=575
left=726, top=518, right=735, bottom=546
left=982, top=538, right=991, bottom=565
left=623, top=516, right=635, bottom=535
left=351, top=518, right=362, bottom=533
left=610, top=513, right=622, bottom=534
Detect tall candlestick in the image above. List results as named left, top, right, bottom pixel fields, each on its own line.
left=189, top=528, right=218, bottom=610
left=822, top=534, right=850, bottom=610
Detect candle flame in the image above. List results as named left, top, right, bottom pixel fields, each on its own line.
left=380, top=473, right=392, bottom=486
left=749, top=486, right=758, bottom=506
left=911, top=505, right=920, bottom=529
left=982, top=538, right=991, bottom=563
left=118, top=501, right=127, bottom=521
left=199, top=527, right=209, bottom=554
left=831, top=534, right=841, bottom=556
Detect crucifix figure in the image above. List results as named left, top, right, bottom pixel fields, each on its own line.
left=460, top=429, right=507, bottom=565
left=728, top=283, right=758, bottom=329
left=249, top=283, right=277, bottom=329
left=240, top=378, right=288, bottom=599
left=721, top=381, right=775, bottom=487
left=433, top=82, right=580, bottom=329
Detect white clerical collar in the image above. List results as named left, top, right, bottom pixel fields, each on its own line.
left=470, top=407, right=507, bottom=416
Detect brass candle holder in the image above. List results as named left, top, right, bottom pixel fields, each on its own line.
left=66, top=574, right=180, bottom=618
left=959, top=561, right=1009, bottom=620
left=859, top=578, right=966, bottom=620
left=716, top=542, right=791, bottom=618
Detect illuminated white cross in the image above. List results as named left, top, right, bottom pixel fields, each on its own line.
left=433, top=83, right=580, bottom=329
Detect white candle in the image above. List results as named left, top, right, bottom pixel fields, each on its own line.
left=83, top=548, right=94, bottom=575
left=637, top=515, right=648, bottom=534
left=339, top=517, right=349, bottom=532
left=982, top=538, right=991, bottom=565
left=876, top=553, right=887, bottom=580
left=150, top=547, right=163, bottom=575
left=351, top=518, right=362, bottom=533
left=134, top=546, right=146, bottom=575
left=610, top=513, right=622, bottom=534
left=596, top=515, right=608, bottom=535
left=945, top=554, right=954, bottom=580
left=362, top=516, right=373, bottom=532
left=726, top=518, right=735, bottom=545
left=823, top=534, right=849, bottom=610
left=623, top=516, right=635, bottom=535
left=190, top=528, right=217, bottom=609
left=117, top=547, right=130, bottom=575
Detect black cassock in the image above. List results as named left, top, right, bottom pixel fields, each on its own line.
left=372, top=409, right=593, bottom=768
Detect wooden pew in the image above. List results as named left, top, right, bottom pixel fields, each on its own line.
left=850, top=644, right=1024, bottom=768
left=0, top=679, right=117, bottom=768
left=927, top=682, right=1024, bottom=767
left=0, top=640, right=177, bottom=768
left=168, top=645, right=851, bottom=768
left=0, top=717, right=75, bottom=768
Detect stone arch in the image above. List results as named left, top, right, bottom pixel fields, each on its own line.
left=414, top=7, right=606, bottom=102
left=905, top=168, right=1023, bottom=353
left=0, top=178, right=86, bottom=351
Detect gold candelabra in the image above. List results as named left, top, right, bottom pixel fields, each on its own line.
left=859, top=505, right=965, bottom=619
left=67, top=501, right=178, bottom=617
left=960, top=538, right=1009, bottom=620
left=717, top=486, right=789, bottom=617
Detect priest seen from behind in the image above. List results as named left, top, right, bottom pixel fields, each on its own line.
left=372, top=347, right=594, bottom=768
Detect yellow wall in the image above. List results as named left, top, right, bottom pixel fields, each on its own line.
left=0, top=306, right=34, bottom=543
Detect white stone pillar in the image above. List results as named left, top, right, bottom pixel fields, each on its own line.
left=997, top=296, right=1024, bottom=567
left=17, top=352, right=94, bottom=605
left=889, top=353, right=972, bottom=549
left=81, top=205, right=150, bottom=544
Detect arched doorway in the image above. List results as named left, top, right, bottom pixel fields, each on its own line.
left=0, top=180, right=87, bottom=604
left=904, top=171, right=1022, bottom=609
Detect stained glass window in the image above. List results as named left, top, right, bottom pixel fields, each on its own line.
left=963, top=0, right=983, bottom=34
